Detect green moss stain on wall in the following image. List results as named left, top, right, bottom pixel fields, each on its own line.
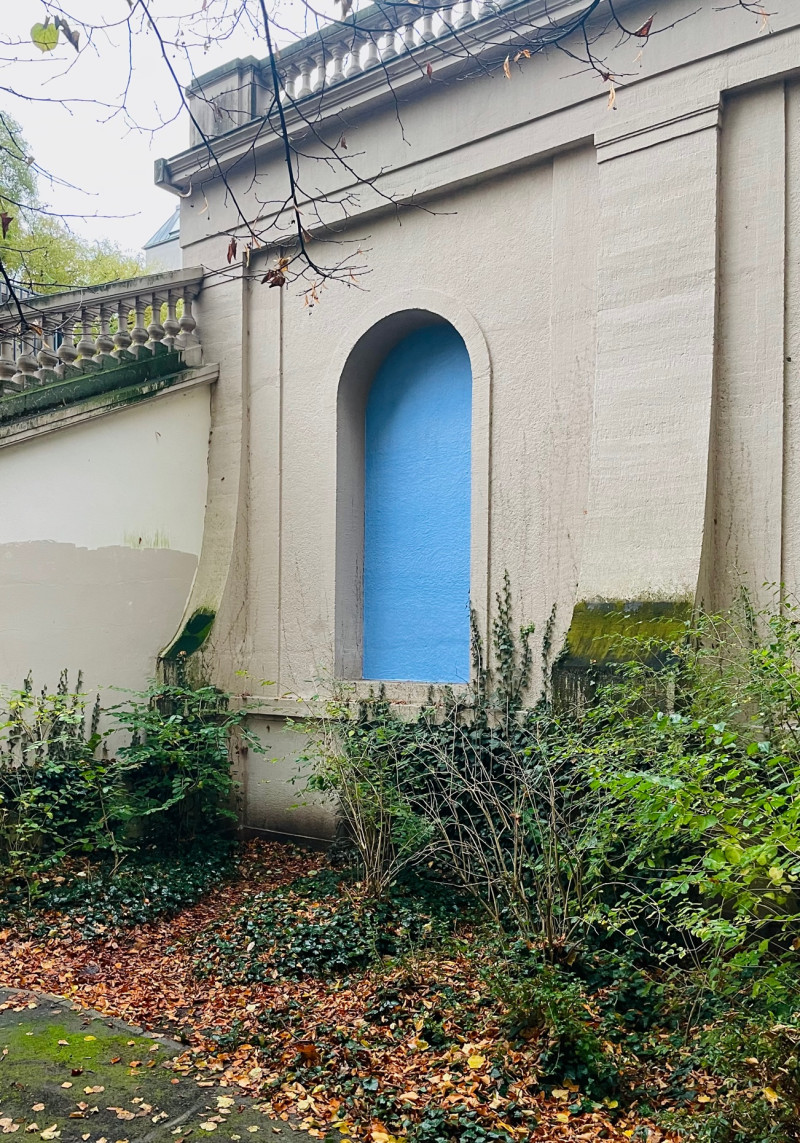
left=564, top=599, right=694, bottom=667
left=0, top=352, right=185, bottom=425
left=162, top=608, right=216, bottom=660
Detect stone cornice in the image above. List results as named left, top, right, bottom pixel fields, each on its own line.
left=156, top=0, right=629, bottom=192
left=595, top=98, right=722, bottom=163
left=0, top=363, right=218, bottom=449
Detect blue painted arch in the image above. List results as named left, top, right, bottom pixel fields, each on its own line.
left=363, top=323, right=472, bottom=682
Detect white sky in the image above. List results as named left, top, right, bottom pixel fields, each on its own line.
left=3, top=1, right=338, bottom=252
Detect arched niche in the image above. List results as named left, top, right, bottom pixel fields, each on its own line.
left=336, top=307, right=484, bottom=682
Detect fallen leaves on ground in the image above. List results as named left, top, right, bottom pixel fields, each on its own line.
left=0, top=843, right=679, bottom=1142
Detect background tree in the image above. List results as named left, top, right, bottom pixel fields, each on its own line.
left=0, top=114, right=142, bottom=295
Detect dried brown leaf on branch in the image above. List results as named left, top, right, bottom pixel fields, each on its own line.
left=632, top=15, right=655, bottom=37
left=0, top=212, right=14, bottom=239
left=226, top=237, right=238, bottom=264
left=54, top=17, right=80, bottom=52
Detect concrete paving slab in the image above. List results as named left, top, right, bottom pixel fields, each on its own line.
left=0, top=992, right=311, bottom=1143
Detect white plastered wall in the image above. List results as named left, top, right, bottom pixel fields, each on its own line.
left=0, top=385, right=211, bottom=698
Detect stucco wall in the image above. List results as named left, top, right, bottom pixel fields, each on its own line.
left=0, top=384, right=211, bottom=698
left=153, top=2, right=800, bottom=841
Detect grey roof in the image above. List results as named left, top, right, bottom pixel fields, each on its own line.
left=144, top=207, right=180, bottom=249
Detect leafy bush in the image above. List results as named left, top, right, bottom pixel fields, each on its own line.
left=303, top=575, right=607, bottom=956
left=0, top=671, right=112, bottom=879
left=583, top=593, right=800, bottom=956
left=0, top=665, right=261, bottom=899
left=108, top=675, right=255, bottom=847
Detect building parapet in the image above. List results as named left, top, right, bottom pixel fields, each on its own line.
left=158, top=0, right=590, bottom=188
left=0, top=266, right=204, bottom=403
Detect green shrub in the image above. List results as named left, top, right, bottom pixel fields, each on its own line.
left=0, top=670, right=113, bottom=879
left=303, top=576, right=607, bottom=956
left=485, top=950, right=620, bottom=1097
left=0, top=666, right=262, bottom=897
left=108, top=675, right=256, bottom=847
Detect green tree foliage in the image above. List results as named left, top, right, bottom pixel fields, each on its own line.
left=0, top=113, right=142, bottom=292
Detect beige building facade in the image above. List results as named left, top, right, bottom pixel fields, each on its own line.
left=1, top=0, right=799, bottom=842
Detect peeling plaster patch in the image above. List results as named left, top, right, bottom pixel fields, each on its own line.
left=122, top=530, right=172, bottom=549
left=0, top=541, right=197, bottom=693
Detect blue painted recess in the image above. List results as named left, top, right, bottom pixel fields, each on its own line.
left=363, top=324, right=472, bottom=682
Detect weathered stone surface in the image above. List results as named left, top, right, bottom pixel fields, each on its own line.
left=0, top=990, right=309, bottom=1143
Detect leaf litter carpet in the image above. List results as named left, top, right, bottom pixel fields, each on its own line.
left=0, top=843, right=678, bottom=1143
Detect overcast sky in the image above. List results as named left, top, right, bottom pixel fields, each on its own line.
left=4, top=1, right=337, bottom=254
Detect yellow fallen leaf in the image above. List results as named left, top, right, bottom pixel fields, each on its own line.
left=60, top=1084, right=72, bottom=1090
left=467, top=1055, right=485, bottom=1069
left=551, top=1089, right=569, bottom=1100
left=83, top=1036, right=96, bottom=1043
left=764, top=1087, right=780, bottom=1105
left=31, top=1108, right=44, bottom=1115
left=199, top=1125, right=217, bottom=1133
left=555, top=1112, right=570, bottom=1123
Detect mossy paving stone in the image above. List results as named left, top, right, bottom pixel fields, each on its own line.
left=0, top=992, right=310, bottom=1143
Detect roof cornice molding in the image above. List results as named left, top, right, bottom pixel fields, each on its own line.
left=157, top=0, right=633, bottom=191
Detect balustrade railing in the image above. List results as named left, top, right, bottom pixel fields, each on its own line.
left=0, top=267, right=203, bottom=398
left=186, top=0, right=511, bottom=141
left=277, top=0, right=496, bottom=104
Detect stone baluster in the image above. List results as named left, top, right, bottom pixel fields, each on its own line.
left=420, top=8, right=435, bottom=40
left=36, top=322, right=60, bottom=383
left=176, top=290, right=201, bottom=366
left=440, top=4, right=454, bottom=32
left=0, top=336, right=19, bottom=393
left=297, top=56, right=315, bottom=98
left=345, top=33, right=364, bottom=78
left=12, top=332, right=40, bottom=389
left=55, top=314, right=79, bottom=377
left=381, top=27, right=398, bottom=61
left=75, top=308, right=99, bottom=370
left=312, top=51, right=327, bottom=93
left=93, top=303, right=116, bottom=366
left=163, top=292, right=180, bottom=351
left=458, top=0, right=475, bottom=27
left=478, top=0, right=494, bottom=16
left=362, top=33, right=379, bottom=69
left=282, top=63, right=300, bottom=102
left=147, top=293, right=166, bottom=353
left=130, top=295, right=149, bottom=357
left=330, top=41, right=345, bottom=85
left=113, top=299, right=133, bottom=358
left=402, top=20, right=417, bottom=52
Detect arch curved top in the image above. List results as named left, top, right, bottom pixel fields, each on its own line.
left=330, top=288, right=492, bottom=404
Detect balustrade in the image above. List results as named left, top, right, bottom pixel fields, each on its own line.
left=0, top=268, right=203, bottom=398
left=277, top=0, right=502, bottom=104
